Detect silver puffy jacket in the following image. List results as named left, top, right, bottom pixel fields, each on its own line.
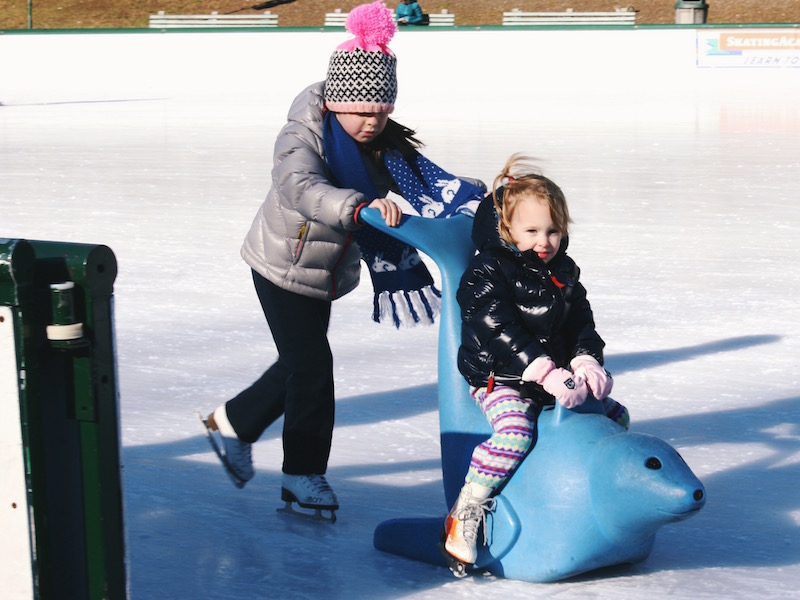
left=241, top=82, right=368, bottom=301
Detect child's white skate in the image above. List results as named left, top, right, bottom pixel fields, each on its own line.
left=277, top=474, right=339, bottom=524
left=439, top=482, right=495, bottom=577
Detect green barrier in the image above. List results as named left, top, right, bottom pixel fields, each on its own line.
left=0, top=238, right=126, bottom=600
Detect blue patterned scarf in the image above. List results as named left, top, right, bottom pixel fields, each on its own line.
left=323, top=111, right=484, bottom=326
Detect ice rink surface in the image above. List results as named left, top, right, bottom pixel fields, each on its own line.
left=2, top=28, right=800, bottom=599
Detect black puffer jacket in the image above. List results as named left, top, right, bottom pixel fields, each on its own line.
left=456, top=196, right=605, bottom=401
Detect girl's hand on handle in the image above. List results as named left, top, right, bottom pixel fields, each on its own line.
left=522, top=356, right=588, bottom=408
left=369, top=198, right=401, bottom=227
left=570, top=355, right=613, bottom=400
left=541, top=368, right=588, bottom=409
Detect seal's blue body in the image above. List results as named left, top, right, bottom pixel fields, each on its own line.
left=361, top=209, right=706, bottom=582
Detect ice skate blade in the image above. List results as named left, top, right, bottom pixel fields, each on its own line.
left=438, top=543, right=471, bottom=578
left=196, top=410, right=248, bottom=489
left=277, top=501, right=337, bottom=524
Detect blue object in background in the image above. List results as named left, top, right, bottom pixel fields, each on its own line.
left=360, top=208, right=706, bottom=582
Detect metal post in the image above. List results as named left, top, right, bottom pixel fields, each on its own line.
left=675, top=0, right=709, bottom=24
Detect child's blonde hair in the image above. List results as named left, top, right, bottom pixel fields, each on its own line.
left=492, top=153, right=572, bottom=245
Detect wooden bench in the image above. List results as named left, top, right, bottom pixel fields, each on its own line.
left=324, top=8, right=455, bottom=27
left=502, top=9, right=636, bottom=26
left=149, top=10, right=279, bottom=28
left=323, top=9, right=349, bottom=27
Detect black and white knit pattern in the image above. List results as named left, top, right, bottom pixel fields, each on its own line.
left=325, top=48, right=397, bottom=113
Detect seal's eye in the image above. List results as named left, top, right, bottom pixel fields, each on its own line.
left=645, top=457, right=662, bottom=470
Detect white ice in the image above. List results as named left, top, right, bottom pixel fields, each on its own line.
left=1, top=28, right=800, bottom=599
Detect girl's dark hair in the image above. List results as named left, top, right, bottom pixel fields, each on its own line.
left=367, top=118, right=423, bottom=160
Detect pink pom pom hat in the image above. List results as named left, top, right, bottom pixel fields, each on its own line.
left=324, top=1, right=398, bottom=114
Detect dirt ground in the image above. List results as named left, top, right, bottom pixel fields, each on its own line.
left=1, top=0, right=798, bottom=30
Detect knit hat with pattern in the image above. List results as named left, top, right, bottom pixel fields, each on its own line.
left=325, top=1, right=398, bottom=114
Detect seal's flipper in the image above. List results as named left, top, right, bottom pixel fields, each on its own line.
left=359, top=210, right=476, bottom=288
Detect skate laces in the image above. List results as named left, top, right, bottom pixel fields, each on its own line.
left=305, top=474, right=334, bottom=495
left=285, top=474, right=337, bottom=505
left=455, top=497, right=496, bottom=546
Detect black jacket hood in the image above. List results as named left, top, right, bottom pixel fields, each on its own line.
left=471, top=190, right=569, bottom=263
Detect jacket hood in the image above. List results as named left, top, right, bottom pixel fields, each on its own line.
left=471, top=191, right=569, bottom=261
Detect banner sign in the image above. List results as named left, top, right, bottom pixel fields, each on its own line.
left=698, top=29, right=800, bottom=67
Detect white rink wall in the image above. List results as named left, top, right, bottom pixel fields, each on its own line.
left=2, top=28, right=796, bottom=118
left=1, top=29, right=699, bottom=102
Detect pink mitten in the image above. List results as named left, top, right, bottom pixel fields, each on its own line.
left=570, top=355, right=613, bottom=400
left=521, top=355, right=556, bottom=383
left=541, top=368, right=588, bottom=409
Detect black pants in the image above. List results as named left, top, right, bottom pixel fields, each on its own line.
left=226, top=271, right=334, bottom=475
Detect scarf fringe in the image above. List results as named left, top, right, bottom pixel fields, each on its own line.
left=372, top=285, right=441, bottom=328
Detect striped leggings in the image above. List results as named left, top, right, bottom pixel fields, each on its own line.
left=465, top=385, right=538, bottom=490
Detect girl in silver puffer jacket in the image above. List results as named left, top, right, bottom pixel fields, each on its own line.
left=204, top=2, right=485, bottom=521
